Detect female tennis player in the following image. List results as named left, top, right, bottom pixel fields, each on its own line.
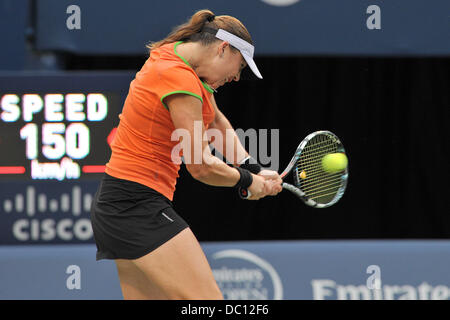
left=90, top=9, right=282, bottom=300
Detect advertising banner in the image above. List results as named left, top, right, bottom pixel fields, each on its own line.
left=1, top=241, right=449, bottom=300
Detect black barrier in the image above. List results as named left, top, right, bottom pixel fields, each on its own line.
left=0, top=61, right=449, bottom=245
left=177, top=56, right=450, bottom=241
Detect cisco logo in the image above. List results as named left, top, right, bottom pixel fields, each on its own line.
left=1, top=185, right=94, bottom=242
left=211, top=249, right=283, bottom=300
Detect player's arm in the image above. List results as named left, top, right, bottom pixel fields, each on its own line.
left=166, top=94, right=269, bottom=199
left=208, top=94, right=248, bottom=165
left=209, top=95, right=282, bottom=194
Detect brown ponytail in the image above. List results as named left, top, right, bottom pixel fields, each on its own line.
left=147, top=9, right=253, bottom=52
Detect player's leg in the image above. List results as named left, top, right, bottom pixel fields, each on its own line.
left=131, top=228, right=223, bottom=300
left=115, top=258, right=168, bottom=299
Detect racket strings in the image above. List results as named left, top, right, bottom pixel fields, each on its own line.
left=298, top=145, right=342, bottom=166
left=310, top=190, right=343, bottom=201
left=298, top=168, right=341, bottom=200
left=300, top=174, right=342, bottom=192
left=301, top=175, right=341, bottom=192
left=299, top=139, right=339, bottom=158
left=297, top=165, right=336, bottom=176
left=296, top=134, right=344, bottom=204
left=304, top=181, right=343, bottom=198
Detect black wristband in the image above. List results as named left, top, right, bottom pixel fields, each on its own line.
left=234, top=167, right=253, bottom=190
left=239, top=156, right=262, bottom=174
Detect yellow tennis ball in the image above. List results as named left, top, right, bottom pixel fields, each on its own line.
left=322, top=153, right=348, bottom=173
left=299, top=170, right=307, bottom=179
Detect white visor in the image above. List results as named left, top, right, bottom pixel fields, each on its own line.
left=213, top=29, right=263, bottom=79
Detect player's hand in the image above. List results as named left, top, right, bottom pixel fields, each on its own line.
left=258, top=170, right=283, bottom=195
left=247, top=174, right=272, bottom=200
left=258, top=169, right=279, bottom=180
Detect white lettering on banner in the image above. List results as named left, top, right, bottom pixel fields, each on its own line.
left=211, top=249, right=283, bottom=300
left=3, top=185, right=95, bottom=243
left=213, top=268, right=264, bottom=282
left=22, top=94, right=43, bottom=121
left=12, top=218, right=92, bottom=241
left=0, top=93, right=108, bottom=123
left=1, top=94, right=20, bottom=122
left=45, top=94, right=64, bottom=121
left=31, top=157, right=80, bottom=180
left=65, top=94, right=86, bottom=121
left=311, top=279, right=450, bottom=300
left=337, top=285, right=372, bottom=300
left=311, top=279, right=335, bottom=300
left=86, top=94, right=108, bottom=121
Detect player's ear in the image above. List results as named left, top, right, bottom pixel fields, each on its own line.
left=218, top=41, right=229, bottom=57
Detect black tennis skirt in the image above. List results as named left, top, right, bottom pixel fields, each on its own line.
left=90, top=173, right=189, bottom=260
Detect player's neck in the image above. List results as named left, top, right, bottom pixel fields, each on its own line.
left=176, top=42, right=214, bottom=77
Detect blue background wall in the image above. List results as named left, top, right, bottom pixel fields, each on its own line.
left=1, top=240, right=450, bottom=300
left=2, top=0, right=450, bottom=71
left=32, top=0, right=450, bottom=56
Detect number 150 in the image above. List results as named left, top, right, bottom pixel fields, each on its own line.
left=20, top=123, right=90, bottom=160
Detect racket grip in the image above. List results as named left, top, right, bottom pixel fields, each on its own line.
left=238, top=187, right=252, bottom=199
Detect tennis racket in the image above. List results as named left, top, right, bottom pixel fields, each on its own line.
left=239, top=130, right=349, bottom=208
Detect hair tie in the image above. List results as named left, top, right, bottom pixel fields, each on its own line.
left=206, top=15, right=215, bottom=22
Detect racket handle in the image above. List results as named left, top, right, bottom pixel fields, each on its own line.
left=238, top=187, right=252, bottom=199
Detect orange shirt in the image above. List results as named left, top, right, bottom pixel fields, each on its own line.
left=105, top=41, right=216, bottom=201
